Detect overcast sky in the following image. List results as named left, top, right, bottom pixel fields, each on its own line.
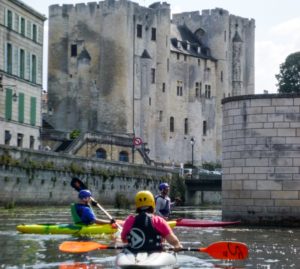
left=23, top=0, right=300, bottom=94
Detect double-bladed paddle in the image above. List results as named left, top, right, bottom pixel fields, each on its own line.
left=59, top=241, right=248, bottom=260
left=71, top=177, right=122, bottom=231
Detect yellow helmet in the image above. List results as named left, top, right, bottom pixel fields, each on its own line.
left=135, top=191, right=155, bottom=209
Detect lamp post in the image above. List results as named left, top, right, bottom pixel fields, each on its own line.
left=190, top=137, right=195, bottom=168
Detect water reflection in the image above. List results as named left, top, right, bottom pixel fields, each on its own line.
left=1, top=206, right=300, bottom=268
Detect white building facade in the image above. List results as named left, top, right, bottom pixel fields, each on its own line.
left=0, top=0, right=46, bottom=149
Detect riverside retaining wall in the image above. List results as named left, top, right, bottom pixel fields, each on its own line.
left=222, top=93, right=300, bottom=225
left=0, top=145, right=174, bottom=206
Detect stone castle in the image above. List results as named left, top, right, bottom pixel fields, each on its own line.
left=46, top=0, right=255, bottom=166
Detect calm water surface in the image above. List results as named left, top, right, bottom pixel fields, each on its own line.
left=0, top=206, right=299, bottom=269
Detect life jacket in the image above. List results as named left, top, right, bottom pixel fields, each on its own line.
left=155, top=194, right=170, bottom=217
left=70, top=203, right=91, bottom=224
left=126, top=212, right=162, bottom=253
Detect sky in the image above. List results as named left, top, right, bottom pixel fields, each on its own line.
left=23, top=0, right=300, bottom=94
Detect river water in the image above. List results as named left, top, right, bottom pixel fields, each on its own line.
left=0, top=206, right=299, bottom=269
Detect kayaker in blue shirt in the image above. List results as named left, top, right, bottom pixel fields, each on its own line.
left=155, top=183, right=176, bottom=220
left=71, top=189, right=113, bottom=225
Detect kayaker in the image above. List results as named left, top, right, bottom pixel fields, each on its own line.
left=121, top=190, right=183, bottom=252
left=71, top=189, right=114, bottom=225
left=155, top=182, right=176, bottom=219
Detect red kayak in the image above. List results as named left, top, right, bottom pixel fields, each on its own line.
left=175, top=218, right=241, bottom=227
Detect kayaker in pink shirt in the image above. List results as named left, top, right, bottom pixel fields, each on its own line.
left=121, top=190, right=182, bottom=252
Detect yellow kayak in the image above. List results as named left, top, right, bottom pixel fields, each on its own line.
left=16, top=221, right=176, bottom=236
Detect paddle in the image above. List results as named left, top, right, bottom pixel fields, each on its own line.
left=59, top=241, right=248, bottom=260
left=71, top=177, right=122, bottom=231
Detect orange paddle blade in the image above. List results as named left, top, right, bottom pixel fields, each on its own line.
left=199, top=241, right=248, bottom=260
left=59, top=241, right=108, bottom=253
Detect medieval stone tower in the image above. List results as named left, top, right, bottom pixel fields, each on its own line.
left=47, top=0, right=255, bottom=166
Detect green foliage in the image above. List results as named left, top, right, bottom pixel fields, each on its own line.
left=276, top=51, right=300, bottom=93
left=170, top=175, right=185, bottom=203
left=202, top=161, right=221, bottom=171
left=114, top=192, right=130, bottom=209
left=70, top=129, right=81, bottom=139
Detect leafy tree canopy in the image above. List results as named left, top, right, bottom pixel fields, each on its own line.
left=276, top=51, right=300, bottom=93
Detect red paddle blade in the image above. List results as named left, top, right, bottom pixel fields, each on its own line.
left=59, top=241, right=108, bottom=253
left=200, top=241, right=248, bottom=260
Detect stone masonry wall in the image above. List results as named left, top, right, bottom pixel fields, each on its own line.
left=222, top=94, right=300, bottom=225
left=0, top=145, right=173, bottom=206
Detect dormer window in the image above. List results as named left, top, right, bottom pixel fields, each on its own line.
left=197, top=46, right=201, bottom=54
left=187, top=42, right=190, bottom=50
left=177, top=41, right=181, bottom=49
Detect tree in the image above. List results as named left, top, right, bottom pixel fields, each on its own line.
left=276, top=52, right=300, bottom=93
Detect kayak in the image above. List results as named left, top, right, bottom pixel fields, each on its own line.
left=16, top=221, right=177, bottom=236
left=16, top=223, right=118, bottom=236
left=175, top=218, right=241, bottom=227
left=115, top=251, right=177, bottom=269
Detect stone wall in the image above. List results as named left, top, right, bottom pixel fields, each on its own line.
left=0, top=145, right=173, bottom=206
left=222, top=93, right=300, bottom=225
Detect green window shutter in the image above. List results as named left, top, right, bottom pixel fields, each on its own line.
left=31, top=55, right=36, bottom=83
left=30, top=97, right=36, bottom=125
left=18, top=93, right=24, bottom=123
left=6, top=43, right=12, bottom=74
left=20, top=49, right=25, bottom=79
left=5, top=88, right=13, bottom=120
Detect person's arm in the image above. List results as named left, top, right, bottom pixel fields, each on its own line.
left=165, top=232, right=182, bottom=251
left=94, top=218, right=111, bottom=224
left=153, top=216, right=182, bottom=251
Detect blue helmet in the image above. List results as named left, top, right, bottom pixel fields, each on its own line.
left=159, top=182, right=169, bottom=191
left=78, top=189, right=92, bottom=199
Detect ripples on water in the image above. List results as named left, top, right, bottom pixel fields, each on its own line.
left=0, top=206, right=300, bottom=268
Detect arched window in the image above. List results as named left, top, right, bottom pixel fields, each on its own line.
left=170, top=117, right=174, bottom=132
left=96, top=148, right=107, bottom=159
left=119, top=151, right=129, bottom=162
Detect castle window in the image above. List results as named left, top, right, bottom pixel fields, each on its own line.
left=221, top=71, right=223, bottom=82
left=205, top=85, right=211, bottom=98
left=29, top=136, right=35, bottom=149
left=17, top=133, right=24, bottom=147
left=151, top=68, right=155, bottom=83
left=184, top=118, right=188, bottom=135
left=159, top=111, right=163, bottom=122
left=137, top=24, right=142, bottom=38
left=149, top=97, right=151, bottom=106
left=5, top=130, right=11, bottom=145
left=96, top=148, right=107, bottom=159
left=176, top=53, right=180, bottom=60
left=151, top=28, right=156, bottom=41
left=224, top=30, right=226, bottom=42
left=119, top=151, right=129, bottom=162
left=162, top=82, right=166, bottom=92
left=184, top=55, right=187, bottom=61
left=195, top=82, right=200, bottom=97
left=71, top=44, right=77, bottom=57
left=167, top=58, right=169, bottom=72
left=170, top=117, right=174, bottom=132
left=198, top=59, right=201, bottom=66
left=203, top=121, right=207, bottom=136
left=177, top=81, right=183, bottom=96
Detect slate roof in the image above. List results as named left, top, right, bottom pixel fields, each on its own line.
left=170, top=24, right=216, bottom=61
